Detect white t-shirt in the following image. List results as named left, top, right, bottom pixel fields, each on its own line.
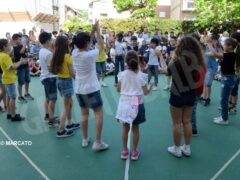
left=138, top=37, right=144, bottom=47
left=110, top=48, right=116, bottom=62
left=115, top=41, right=125, bottom=56
left=118, top=70, right=147, bottom=96
left=106, top=62, right=115, bottom=71
left=72, top=49, right=100, bottom=95
left=38, top=48, right=56, bottom=81
left=148, top=47, right=160, bottom=66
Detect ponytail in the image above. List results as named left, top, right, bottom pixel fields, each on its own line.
left=125, top=50, right=139, bottom=72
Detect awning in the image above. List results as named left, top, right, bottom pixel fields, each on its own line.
left=33, top=13, right=59, bottom=24
left=0, top=11, right=31, bottom=21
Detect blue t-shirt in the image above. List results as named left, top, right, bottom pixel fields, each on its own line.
left=205, top=47, right=219, bottom=73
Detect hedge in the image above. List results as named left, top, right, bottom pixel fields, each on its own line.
left=100, top=18, right=182, bottom=33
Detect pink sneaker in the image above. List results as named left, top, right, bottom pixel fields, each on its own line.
left=121, top=150, right=129, bottom=160
left=131, top=150, right=140, bottom=160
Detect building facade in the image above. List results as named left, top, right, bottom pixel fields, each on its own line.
left=170, top=0, right=195, bottom=20
left=88, top=0, right=131, bottom=24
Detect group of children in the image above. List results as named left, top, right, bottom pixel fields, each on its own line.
left=0, top=21, right=240, bottom=160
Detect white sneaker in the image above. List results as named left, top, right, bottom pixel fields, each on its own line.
left=213, top=117, right=229, bottom=125
left=92, top=141, right=109, bottom=151
left=163, top=86, right=170, bottom=91
left=152, top=86, right=158, bottom=91
left=168, top=146, right=182, bottom=158
left=82, top=137, right=91, bottom=148
left=101, top=82, right=108, bottom=87
left=181, top=144, right=191, bottom=156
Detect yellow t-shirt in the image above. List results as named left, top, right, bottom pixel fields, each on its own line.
left=97, top=47, right=106, bottom=63
left=0, top=52, right=16, bottom=84
left=58, top=54, right=73, bottom=78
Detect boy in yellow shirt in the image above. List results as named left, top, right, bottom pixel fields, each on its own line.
left=0, top=39, right=28, bottom=121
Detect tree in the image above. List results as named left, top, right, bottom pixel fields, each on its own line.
left=193, top=0, right=240, bottom=33
left=112, top=0, right=157, bottom=19
left=62, top=17, right=92, bottom=32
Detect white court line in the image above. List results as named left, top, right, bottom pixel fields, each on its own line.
left=210, top=148, right=240, bottom=180
left=0, top=127, right=50, bottom=180
left=124, top=127, right=132, bottom=180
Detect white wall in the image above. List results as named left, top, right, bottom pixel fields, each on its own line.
left=0, top=21, right=53, bottom=38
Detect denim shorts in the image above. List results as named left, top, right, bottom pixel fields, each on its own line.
left=96, top=62, right=106, bottom=74
left=204, top=71, right=216, bottom=86
left=231, top=78, right=239, bottom=96
left=41, top=77, right=57, bottom=102
left=17, top=67, right=31, bottom=85
left=169, top=92, right=196, bottom=108
left=133, top=104, right=146, bottom=125
left=6, top=84, right=17, bottom=99
left=57, top=77, right=74, bottom=97
left=76, top=91, right=103, bottom=109
left=0, top=73, right=2, bottom=85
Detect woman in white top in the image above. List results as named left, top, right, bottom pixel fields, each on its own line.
left=72, top=21, right=109, bottom=151
left=116, top=50, right=152, bottom=161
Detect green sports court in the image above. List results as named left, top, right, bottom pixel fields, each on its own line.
left=0, top=76, right=239, bottom=180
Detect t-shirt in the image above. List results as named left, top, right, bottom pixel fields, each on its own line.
left=168, top=55, right=203, bottom=96
left=39, top=48, right=56, bottom=81
left=115, top=41, right=125, bottom=56
left=167, top=45, right=175, bottom=56
left=13, top=45, right=28, bottom=69
left=127, top=46, right=139, bottom=52
left=96, top=47, right=107, bottom=63
left=106, top=62, right=115, bottom=71
left=205, top=47, right=219, bottom=73
left=118, top=70, right=147, bottom=96
left=220, top=52, right=236, bottom=75
left=58, top=54, right=73, bottom=78
left=148, top=47, right=160, bottom=66
left=0, top=52, right=17, bottom=84
left=72, top=49, right=100, bottom=95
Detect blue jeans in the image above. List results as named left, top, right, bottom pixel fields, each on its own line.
left=221, top=75, right=237, bottom=121
left=191, top=96, right=200, bottom=131
left=147, top=65, right=159, bottom=86
left=115, top=55, right=125, bottom=84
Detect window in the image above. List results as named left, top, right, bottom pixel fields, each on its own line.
left=159, top=12, right=166, bottom=18
left=100, top=13, right=108, bottom=17
left=182, top=0, right=195, bottom=11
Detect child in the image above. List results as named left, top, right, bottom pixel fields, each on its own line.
left=201, top=35, right=223, bottom=106
left=72, top=21, right=109, bottom=151
left=163, top=37, right=177, bottom=91
left=105, top=58, right=115, bottom=76
left=116, top=50, right=152, bottom=160
left=50, top=36, right=80, bottom=138
left=12, top=34, right=34, bottom=103
left=147, top=38, right=161, bottom=91
left=0, top=66, right=7, bottom=112
left=167, top=36, right=205, bottom=157
left=115, top=33, right=126, bottom=85
left=96, top=36, right=108, bottom=87
left=228, top=32, right=240, bottom=114
left=0, top=39, right=27, bottom=121
left=209, top=38, right=239, bottom=125
left=29, top=60, right=40, bottom=76
left=38, top=32, right=59, bottom=127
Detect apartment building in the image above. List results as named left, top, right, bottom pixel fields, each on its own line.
left=170, top=0, right=195, bottom=20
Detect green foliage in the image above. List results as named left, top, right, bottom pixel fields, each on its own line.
left=112, top=0, right=157, bottom=19
left=100, top=18, right=182, bottom=33
left=62, top=17, right=92, bottom=32
left=193, top=0, right=240, bottom=33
